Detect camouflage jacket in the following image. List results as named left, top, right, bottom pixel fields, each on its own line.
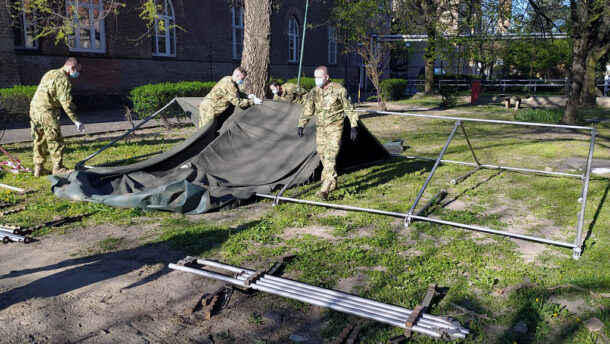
left=273, top=82, right=307, bottom=104
left=30, top=68, right=78, bottom=122
left=199, top=76, right=253, bottom=116
left=298, top=82, right=358, bottom=128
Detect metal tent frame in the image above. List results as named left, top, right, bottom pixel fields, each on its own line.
left=258, top=110, right=598, bottom=260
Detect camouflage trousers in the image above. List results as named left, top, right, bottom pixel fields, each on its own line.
left=30, top=109, right=65, bottom=167
left=197, top=111, right=215, bottom=129
left=316, top=124, right=343, bottom=193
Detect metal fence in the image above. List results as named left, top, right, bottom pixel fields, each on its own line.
left=403, top=78, right=610, bottom=96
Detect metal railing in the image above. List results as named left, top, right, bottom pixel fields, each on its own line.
left=402, top=78, right=610, bottom=96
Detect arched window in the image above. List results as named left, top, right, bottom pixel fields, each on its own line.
left=232, top=6, right=244, bottom=60
left=66, top=0, right=106, bottom=52
left=328, top=25, right=337, bottom=64
left=287, top=16, right=299, bottom=62
left=152, top=0, right=177, bottom=56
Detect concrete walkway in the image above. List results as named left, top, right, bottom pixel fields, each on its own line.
left=0, top=109, right=168, bottom=144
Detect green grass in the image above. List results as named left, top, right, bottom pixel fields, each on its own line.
left=1, top=109, right=609, bottom=343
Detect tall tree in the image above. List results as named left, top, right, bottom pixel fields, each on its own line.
left=563, top=0, right=610, bottom=123
left=240, top=0, right=272, bottom=98
left=394, top=0, right=462, bottom=95
left=333, top=0, right=394, bottom=110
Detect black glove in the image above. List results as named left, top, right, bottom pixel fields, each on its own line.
left=350, top=127, right=358, bottom=141
left=297, top=127, right=304, bottom=137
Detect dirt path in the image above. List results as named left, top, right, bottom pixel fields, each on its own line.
left=0, top=205, right=329, bottom=344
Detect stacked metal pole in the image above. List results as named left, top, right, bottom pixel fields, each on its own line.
left=0, top=226, right=32, bottom=244
left=169, top=258, right=469, bottom=341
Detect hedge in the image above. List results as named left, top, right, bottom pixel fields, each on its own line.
left=380, top=78, right=407, bottom=100
left=128, top=81, right=216, bottom=119
left=285, top=77, right=344, bottom=91
left=0, top=85, right=37, bottom=122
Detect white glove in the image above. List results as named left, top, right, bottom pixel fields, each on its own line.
left=75, top=121, right=85, bottom=132
left=248, top=94, right=263, bottom=104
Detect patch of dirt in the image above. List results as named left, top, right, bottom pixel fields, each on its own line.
left=280, top=225, right=336, bottom=240
left=320, top=209, right=351, bottom=218
left=547, top=296, right=597, bottom=314
left=187, top=202, right=270, bottom=225
left=335, top=274, right=368, bottom=294
left=0, top=221, right=335, bottom=343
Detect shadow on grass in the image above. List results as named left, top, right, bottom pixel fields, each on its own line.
left=0, top=219, right=261, bottom=311
left=582, top=180, right=610, bottom=254
left=338, top=158, right=435, bottom=196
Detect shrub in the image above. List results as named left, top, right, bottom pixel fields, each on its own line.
left=285, top=77, right=344, bottom=91
left=128, top=81, right=216, bottom=119
left=439, top=89, right=458, bottom=108
left=380, top=78, right=407, bottom=100
left=514, top=108, right=566, bottom=123
left=0, top=85, right=37, bottom=122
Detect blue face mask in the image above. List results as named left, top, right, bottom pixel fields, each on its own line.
left=70, top=70, right=79, bottom=78
left=236, top=79, right=244, bottom=85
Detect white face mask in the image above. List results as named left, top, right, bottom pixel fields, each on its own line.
left=271, top=89, right=278, bottom=95
left=315, top=78, right=325, bottom=88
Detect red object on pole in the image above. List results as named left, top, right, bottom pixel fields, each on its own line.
left=471, top=81, right=481, bottom=104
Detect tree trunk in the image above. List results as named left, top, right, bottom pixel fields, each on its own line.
left=582, top=44, right=609, bottom=106
left=241, top=0, right=272, bottom=99
left=423, top=36, right=436, bottom=96
left=563, top=37, right=588, bottom=124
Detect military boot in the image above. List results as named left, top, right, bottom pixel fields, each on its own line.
left=52, top=165, right=74, bottom=176
left=34, top=164, right=50, bottom=177
left=315, top=190, right=328, bottom=201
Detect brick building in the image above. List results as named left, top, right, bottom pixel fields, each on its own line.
left=0, top=0, right=361, bottom=105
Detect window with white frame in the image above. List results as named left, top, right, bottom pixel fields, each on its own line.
left=66, top=0, right=106, bottom=53
left=152, top=0, right=176, bottom=56
left=288, top=16, right=299, bottom=62
left=232, top=6, right=244, bottom=60
left=13, top=3, right=38, bottom=49
left=328, top=25, right=337, bottom=64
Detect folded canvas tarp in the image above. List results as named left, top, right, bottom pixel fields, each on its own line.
left=51, top=100, right=389, bottom=214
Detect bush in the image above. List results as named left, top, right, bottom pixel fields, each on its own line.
left=514, top=108, right=566, bottom=123
left=0, top=85, right=37, bottom=122
left=439, top=89, right=458, bottom=108
left=128, top=81, right=216, bottom=119
left=285, top=77, right=344, bottom=91
left=380, top=78, right=407, bottom=101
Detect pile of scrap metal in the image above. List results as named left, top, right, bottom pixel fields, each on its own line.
left=170, top=257, right=469, bottom=341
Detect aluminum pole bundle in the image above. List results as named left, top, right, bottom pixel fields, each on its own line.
left=169, top=257, right=469, bottom=341
left=0, top=227, right=32, bottom=244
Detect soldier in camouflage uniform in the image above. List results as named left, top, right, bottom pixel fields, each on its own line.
left=297, top=66, right=359, bottom=200
left=198, top=67, right=262, bottom=129
left=30, top=57, right=85, bottom=177
left=269, top=81, right=308, bottom=104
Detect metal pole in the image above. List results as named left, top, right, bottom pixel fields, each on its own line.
left=76, top=98, right=178, bottom=169
left=460, top=122, right=481, bottom=165
left=407, top=120, right=461, bottom=222
left=168, top=263, right=246, bottom=285
left=450, top=166, right=482, bottom=185
left=257, top=194, right=407, bottom=218
left=572, top=128, right=597, bottom=259
left=356, top=109, right=594, bottom=131
left=415, top=189, right=447, bottom=216
left=398, top=155, right=584, bottom=178
left=0, top=183, right=26, bottom=193
left=296, top=0, right=309, bottom=89
left=409, top=214, right=577, bottom=248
